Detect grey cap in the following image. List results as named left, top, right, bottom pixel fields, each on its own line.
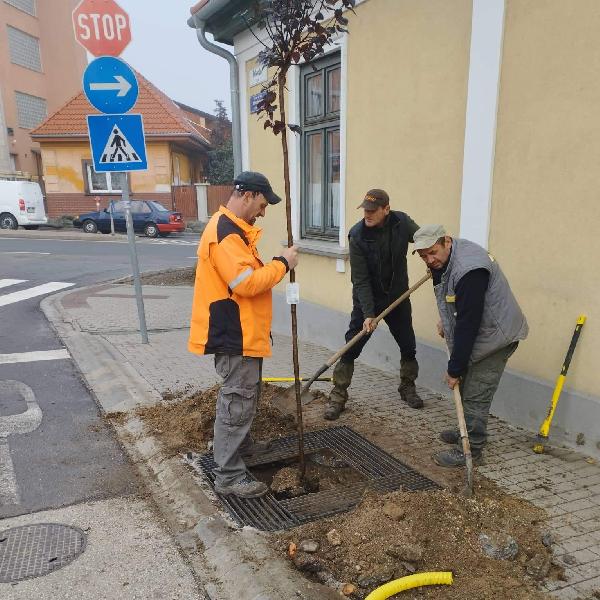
left=234, top=171, right=282, bottom=205
left=412, top=224, right=447, bottom=251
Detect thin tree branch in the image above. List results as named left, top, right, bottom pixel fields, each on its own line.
left=241, top=14, right=270, bottom=50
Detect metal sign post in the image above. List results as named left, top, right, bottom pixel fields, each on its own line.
left=122, top=173, right=148, bottom=344
left=110, top=202, right=115, bottom=235
left=78, top=0, right=148, bottom=344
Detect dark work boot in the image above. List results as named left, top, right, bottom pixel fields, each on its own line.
left=398, top=358, right=423, bottom=409
left=439, top=429, right=460, bottom=445
left=433, top=447, right=483, bottom=468
left=325, top=360, right=354, bottom=420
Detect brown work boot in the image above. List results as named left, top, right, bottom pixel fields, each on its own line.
left=399, top=358, right=423, bottom=409
left=325, top=360, right=354, bottom=420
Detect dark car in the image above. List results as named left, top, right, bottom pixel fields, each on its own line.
left=73, top=200, right=185, bottom=238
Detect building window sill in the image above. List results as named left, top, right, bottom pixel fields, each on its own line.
left=283, top=238, right=349, bottom=259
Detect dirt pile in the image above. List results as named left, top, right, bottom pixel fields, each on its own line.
left=278, top=483, right=563, bottom=599
left=121, top=266, right=196, bottom=286
left=136, top=383, right=297, bottom=456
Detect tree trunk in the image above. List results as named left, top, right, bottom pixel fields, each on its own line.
left=277, top=72, right=306, bottom=480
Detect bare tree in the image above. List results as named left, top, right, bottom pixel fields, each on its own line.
left=246, top=0, right=354, bottom=479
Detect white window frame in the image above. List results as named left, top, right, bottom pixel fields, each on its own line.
left=85, top=163, right=123, bottom=194
left=234, top=26, right=348, bottom=250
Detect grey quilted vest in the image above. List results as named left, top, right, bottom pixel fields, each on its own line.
left=434, top=238, right=528, bottom=363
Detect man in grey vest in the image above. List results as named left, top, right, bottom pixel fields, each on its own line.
left=413, top=225, right=528, bottom=467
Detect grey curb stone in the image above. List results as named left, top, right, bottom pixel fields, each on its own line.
left=41, top=284, right=342, bottom=600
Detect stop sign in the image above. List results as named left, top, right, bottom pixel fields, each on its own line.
left=72, top=0, right=131, bottom=57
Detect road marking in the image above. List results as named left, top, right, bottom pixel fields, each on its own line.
left=0, top=236, right=131, bottom=244
left=4, top=251, right=51, bottom=255
left=0, top=380, right=42, bottom=505
left=0, top=440, right=18, bottom=505
left=0, top=281, right=75, bottom=307
left=0, top=279, right=26, bottom=289
left=151, top=239, right=197, bottom=246
left=0, top=349, right=70, bottom=364
left=0, top=236, right=197, bottom=245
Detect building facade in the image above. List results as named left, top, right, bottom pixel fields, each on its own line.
left=0, top=0, right=87, bottom=180
left=30, top=73, right=215, bottom=219
left=190, top=0, right=600, bottom=458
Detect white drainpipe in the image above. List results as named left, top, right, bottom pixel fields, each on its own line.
left=190, top=13, right=242, bottom=177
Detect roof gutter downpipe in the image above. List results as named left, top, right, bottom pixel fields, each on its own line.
left=192, top=14, right=242, bottom=177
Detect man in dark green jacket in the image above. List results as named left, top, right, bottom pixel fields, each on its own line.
left=325, top=189, right=422, bottom=420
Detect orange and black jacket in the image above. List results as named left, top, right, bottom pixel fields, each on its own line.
left=188, top=206, right=289, bottom=358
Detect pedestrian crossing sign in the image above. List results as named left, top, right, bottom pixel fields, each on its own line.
left=86, top=113, right=147, bottom=172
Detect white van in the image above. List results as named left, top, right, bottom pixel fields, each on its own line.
left=0, top=180, right=48, bottom=229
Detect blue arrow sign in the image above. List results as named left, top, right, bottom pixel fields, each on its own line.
left=83, top=56, right=139, bottom=114
left=87, top=114, right=147, bottom=172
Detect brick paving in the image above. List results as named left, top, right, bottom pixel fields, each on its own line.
left=66, top=284, right=600, bottom=599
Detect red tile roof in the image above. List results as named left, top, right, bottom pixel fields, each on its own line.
left=31, top=72, right=212, bottom=147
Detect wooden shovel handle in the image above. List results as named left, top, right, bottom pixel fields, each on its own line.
left=325, top=271, right=432, bottom=368
left=446, top=349, right=474, bottom=496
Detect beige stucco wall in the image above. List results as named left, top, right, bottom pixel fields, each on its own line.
left=40, top=141, right=172, bottom=194
left=243, top=0, right=472, bottom=344
left=345, top=0, right=471, bottom=347
left=490, top=0, right=600, bottom=398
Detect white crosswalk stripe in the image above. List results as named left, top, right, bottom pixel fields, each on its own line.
left=149, top=239, right=198, bottom=246
left=0, top=349, right=70, bottom=364
left=0, top=279, right=26, bottom=290
left=0, top=280, right=75, bottom=307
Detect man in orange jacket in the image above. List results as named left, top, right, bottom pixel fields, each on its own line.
left=189, top=171, right=298, bottom=498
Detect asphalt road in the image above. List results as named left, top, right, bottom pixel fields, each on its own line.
left=0, top=231, right=199, bottom=518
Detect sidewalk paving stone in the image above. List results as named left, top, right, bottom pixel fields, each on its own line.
left=54, top=284, right=600, bottom=599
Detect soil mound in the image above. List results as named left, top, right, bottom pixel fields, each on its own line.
left=136, top=383, right=297, bottom=455
left=279, top=484, right=562, bottom=599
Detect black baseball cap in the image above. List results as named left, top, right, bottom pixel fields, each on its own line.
left=234, top=171, right=282, bottom=205
left=357, top=188, right=390, bottom=209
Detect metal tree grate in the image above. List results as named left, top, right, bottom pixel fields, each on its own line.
left=0, top=523, right=87, bottom=583
left=187, top=425, right=439, bottom=531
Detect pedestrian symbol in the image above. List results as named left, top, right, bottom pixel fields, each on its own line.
left=87, top=113, right=147, bottom=172
left=100, top=125, right=142, bottom=164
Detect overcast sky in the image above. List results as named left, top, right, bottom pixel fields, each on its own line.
left=116, top=0, right=231, bottom=117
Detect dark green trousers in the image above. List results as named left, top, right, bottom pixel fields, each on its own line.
left=460, top=342, right=518, bottom=450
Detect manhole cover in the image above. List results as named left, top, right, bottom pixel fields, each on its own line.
left=187, top=425, right=440, bottom=531
left=0, top=523, right=87, bottom=583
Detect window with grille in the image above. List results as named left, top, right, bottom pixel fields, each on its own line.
left=300, top=53, right=341, bottom=240
left=14, top=91, right=46, bottom=129
left=7, top=26, right=41, bottom=71
left=4, top=0, right=36, bottom=17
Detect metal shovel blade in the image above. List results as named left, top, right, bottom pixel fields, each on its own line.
left=271, top=381, right=314, bottom=416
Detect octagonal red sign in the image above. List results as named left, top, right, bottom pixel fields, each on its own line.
left=72, top=0, right=131, bottom=57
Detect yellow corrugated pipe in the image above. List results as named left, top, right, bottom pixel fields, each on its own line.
left=365, top=572, right=453, bottom=599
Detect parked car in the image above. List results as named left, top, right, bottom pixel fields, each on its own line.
left=73, top=200, right=185, bottom=237
left=0, top=179, right=48, bottom=229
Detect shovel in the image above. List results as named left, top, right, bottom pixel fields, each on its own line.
left=272, top=272, right=433, bottom=415
left=445, top=347, right=474, bottom=497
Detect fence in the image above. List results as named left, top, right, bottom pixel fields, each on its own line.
left=207, top=185, right=231, bottom=216
left=172, top=185, right=198, bottom=220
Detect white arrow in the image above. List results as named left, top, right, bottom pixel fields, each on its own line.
left=89, top=75, right=133, bottom=97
